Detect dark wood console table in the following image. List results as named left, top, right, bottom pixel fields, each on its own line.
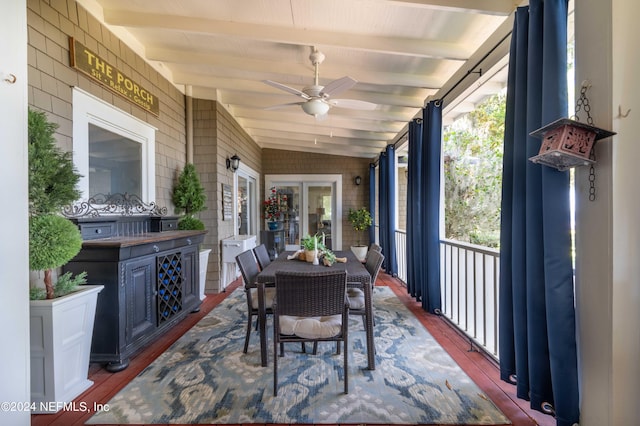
left=63, top=229, right=206, bottom=372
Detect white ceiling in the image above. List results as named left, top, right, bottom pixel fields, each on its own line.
left=80, top=0, right=517, bottom=158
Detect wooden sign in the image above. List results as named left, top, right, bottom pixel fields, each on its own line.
left=69, top=37, right=159, bottom=116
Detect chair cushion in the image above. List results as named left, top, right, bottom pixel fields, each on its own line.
left=279, top=314, right=342, bottom=339
left=347, top=288, right=365, bottom=310
left=249, top=287, right=275, bottom=310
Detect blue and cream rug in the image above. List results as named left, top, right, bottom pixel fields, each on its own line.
left=88, top=287, right=510, bottom=424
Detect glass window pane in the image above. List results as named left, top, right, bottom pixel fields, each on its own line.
left=238, top=175, right=249, bottom=235
left=88, top=123, right=142, bottom=198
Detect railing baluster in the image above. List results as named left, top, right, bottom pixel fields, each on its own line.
left=392, top=231, right=500, bottom=361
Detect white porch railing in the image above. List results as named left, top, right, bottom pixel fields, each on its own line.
left=393, top=232, right=500, bottom=361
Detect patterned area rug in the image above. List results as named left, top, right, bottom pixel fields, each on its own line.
left=88, top=286, right=509, bottom=425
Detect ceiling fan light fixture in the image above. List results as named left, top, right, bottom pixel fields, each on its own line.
left=301, top=99, right=330, bottom=116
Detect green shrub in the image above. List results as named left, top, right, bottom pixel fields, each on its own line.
left=178, top=216, right=205, bottom=230
left=30, top=271, right=88, bottom=301
left=172, top=163, right=206, bottom=216
left=28, top=109, right=81, bottom=216
left=29, top=214, right=82, bottom=271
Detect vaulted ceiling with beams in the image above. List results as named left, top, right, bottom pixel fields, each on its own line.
left=79, top=0, right=517, bottom=158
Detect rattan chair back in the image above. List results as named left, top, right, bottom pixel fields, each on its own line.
left=273, top=270, right=349, bottom=395
left=253, top=243, right=272, bottom=270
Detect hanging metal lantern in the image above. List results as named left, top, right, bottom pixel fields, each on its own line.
left=528, top=83, right=616, bottom=171
left=529, top=118, right=615, bottom=171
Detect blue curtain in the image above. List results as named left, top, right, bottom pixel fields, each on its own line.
left=406, top=118, right=423, bottom=299
left=498, top=2, right=578, bottom=425
left=420, top=101, right=442, bottom=312
left=378, top=145, right=397, bottom=275
left=405, top=103, right=442, bottom=312
left=368, top=163, right=376, bottom=245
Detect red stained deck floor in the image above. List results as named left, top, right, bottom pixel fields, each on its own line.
left=32, top=273, right=554, bottom=426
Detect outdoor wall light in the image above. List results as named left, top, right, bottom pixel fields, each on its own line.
left=226, top=154, right=241, bottom=172
left=354, top=176, right=362, bottom=185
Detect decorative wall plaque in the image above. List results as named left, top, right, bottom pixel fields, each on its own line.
left=222, top=184, right=233, bottom=221
left=69, top=37, right=159, bottom=116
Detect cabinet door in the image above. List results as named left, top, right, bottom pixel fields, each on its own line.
left=125, top=257, right=156, bottom=344
left=181, top=245, right=199, bottom=310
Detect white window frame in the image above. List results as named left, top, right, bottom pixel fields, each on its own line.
left=72, top=87, right=156, bottom=202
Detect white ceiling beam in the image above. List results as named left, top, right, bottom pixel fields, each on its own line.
left=179, top=73, right=428, bottom=108
left=234, top=109, right=404, bottom=133
left=238, top=117, right=397, bottom=140
left=384, top=0, right=516, bottom=16
left=103, top=10, right=473, bottom=60
left=229, top=103, right=415, bottom=123
left=258, top=139, right=382, bottom=158
left=246, top=128, right=388, bottom=148
left=147, top=47, right=448, bottom=89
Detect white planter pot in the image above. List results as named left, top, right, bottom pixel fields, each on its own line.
left=30, top=285, right=103, bottom=414
left=199, top=248, right=211, bottom=301
left=350, top=246, right=369, bottom=262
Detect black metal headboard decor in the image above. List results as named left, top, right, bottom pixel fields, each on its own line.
left=62, top=193, right=175, bottom=239
left=62, top=193, right=167, bottom=218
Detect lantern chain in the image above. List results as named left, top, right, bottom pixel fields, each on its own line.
left=575, top=85, right=597, bottom=201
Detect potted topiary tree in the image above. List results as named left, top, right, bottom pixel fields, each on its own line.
left=28, top=108, right=104, bottom=413
left=172, top=163, right=209, bottom=301
left=348, top=207, right=372, bottom=261
left=172, top=163, right=207, bottom=230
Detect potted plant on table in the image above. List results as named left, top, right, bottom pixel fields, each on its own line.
left=172, top=163, right=210, bottom=302
left=348, top=207, right=372, bottom=261
left=301, top=234, right=323, bottom=263
left=28, top=108, right=104, bottom=413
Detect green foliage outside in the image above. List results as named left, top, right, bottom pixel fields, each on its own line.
left=347, top=207, right=372, bottom=246
left=172, top=163, right=207, bottom=230
left=443, top=92, right=505, bottom=248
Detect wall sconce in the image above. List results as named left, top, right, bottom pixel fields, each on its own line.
left=354, top=176, right=362, bottom=185
left=226, top=154, right=240, bottom=172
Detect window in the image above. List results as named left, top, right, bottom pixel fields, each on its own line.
left=72, top=88, right=156, bottom=202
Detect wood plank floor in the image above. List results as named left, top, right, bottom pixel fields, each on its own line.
left=31, top=273, right=555, bottom=426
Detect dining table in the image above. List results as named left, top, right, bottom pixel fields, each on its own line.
left=255, top=250, right=375, bottom=370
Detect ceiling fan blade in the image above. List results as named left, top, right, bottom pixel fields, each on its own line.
left=263, top=80, right=310, bottom=99
left=321, top=76, right=357, bottom=97
left=264, top=101, right=306, bottom=111
left=328, top=98, right=377, bottom=110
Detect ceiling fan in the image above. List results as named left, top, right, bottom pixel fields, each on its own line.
left=263, top=47, right=377, bottom=118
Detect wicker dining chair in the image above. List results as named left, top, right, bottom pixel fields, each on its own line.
left=364, top=243, right=382, bottom=263
left=236, top=249, right=275, bottom=354
left=253, top=243, right=272, bottom=270
left=273, top=270, right=349, bottom=396
left=347, top=249, right=384, bottom=329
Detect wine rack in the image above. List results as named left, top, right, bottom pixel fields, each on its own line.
left=157, top=253, right=183, bottom=324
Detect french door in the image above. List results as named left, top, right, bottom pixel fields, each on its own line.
left=265, top=175, right=343, bottom=250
